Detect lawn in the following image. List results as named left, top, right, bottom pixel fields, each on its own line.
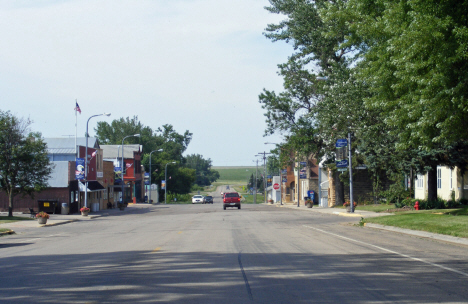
left=365, top=207, right=468, bottom=238
left=0, top=216, right=33, bottom=224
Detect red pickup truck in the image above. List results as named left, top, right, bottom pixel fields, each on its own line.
left=223, top=192, right=241, bottom=210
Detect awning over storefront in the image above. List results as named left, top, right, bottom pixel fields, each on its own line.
left=78, top=181, right=105, bottom=192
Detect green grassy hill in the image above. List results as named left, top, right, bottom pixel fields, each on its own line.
left=212, top=166, right=257, bottom=185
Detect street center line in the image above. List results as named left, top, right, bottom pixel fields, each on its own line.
left=303, top=225, right=468, bottom=278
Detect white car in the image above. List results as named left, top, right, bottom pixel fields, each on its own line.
left=192, top=195, right=204, bottom=204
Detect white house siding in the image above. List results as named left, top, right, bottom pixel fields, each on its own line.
left=415, top=166, right=468, bottom=201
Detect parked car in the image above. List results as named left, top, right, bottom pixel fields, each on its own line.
left=203, top=196, right=213, bottom=204
left=192, top=195, right=204, bottom=204
left=223, top=192, right=241, bottom=210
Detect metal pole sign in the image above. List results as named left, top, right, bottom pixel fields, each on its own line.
left=336, top=139, right=348, bottom=168
left=299, top=162, right=307, bottom=179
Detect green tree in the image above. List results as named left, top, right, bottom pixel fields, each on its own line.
left=167, top=167, right=196, bottom=195
left=95, top=116, right=194, bottom=197
left=336, top=0, right=468, bottom=200
left=185, top=154, right=220, bottom=186
left=0, top=111, right=53, bottom=217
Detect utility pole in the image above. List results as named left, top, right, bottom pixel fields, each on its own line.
left=258, top=152, right=271, bottom=204
left=253, top=159, right=260, bottom=204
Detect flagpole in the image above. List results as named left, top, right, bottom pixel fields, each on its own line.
left=75, top=99, right=78, bottom=157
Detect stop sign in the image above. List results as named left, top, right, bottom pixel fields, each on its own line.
left=273, top=183, right=280, bottom=190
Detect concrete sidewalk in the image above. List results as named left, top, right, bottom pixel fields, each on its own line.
left=0, top=203, right=151, bottom=231
left=272, top=203, right=393, bottom=218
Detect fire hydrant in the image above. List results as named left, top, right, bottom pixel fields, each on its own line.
left=414, top=201, right=419, bottom=210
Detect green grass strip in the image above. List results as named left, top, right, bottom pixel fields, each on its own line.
left=0, top=216, right=34, bottom=224
left=365, top=208, right=468, bottom=238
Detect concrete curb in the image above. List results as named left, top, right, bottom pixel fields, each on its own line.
left=0, top=229, right=15, bottom=236
left=364, top=223, right=468, bottom=246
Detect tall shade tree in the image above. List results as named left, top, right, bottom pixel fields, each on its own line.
left=95, top=116, right=194, bottom=196
left=0, top=111, right=53, bottom=217
left=334, top=0, right=468, bottom=200
left=185, top=154, right=220, bottom=186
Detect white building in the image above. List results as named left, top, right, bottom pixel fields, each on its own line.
left=415, top=166, right=468, bottom=200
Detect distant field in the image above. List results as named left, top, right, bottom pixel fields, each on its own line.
left=212, top=166, right=257, bottom=184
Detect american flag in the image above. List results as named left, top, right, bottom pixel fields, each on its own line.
left=75, top=102, right=81, bottom=114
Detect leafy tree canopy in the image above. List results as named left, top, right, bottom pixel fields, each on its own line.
left=185, top=154, right=220, bottom=186
left=0, top=111, right=53, bottom=216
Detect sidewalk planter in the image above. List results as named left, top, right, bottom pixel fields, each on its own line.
left=118, top=203, right=125, bottom=211
left=80, top=207, right=90, bottom=216
left=306, top=201, right=313, bottom=208
left=343, top=201, right=357, bottom=212
left=35, top=211, right=49, bottom=224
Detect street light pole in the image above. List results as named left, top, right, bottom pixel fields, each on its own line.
left=348, top=132, right=354, bottom=213
left=149, top=149, right=163, bottom=204
left=85, top=113, right=111, bottom=208
left=253, top=157, right=261, bottom=204
left=279, top=168, right=283, bottom=205
left=165, top=161, right=176, bottom=204
left=258, top=152, right=271, bottom=204
left=121, top=134, right=140, bottom=204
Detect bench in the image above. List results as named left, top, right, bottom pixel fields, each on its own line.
left=29, top=208, right=37, bottom=218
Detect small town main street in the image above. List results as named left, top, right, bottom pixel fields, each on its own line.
left=1, top=193, right=468, bottom=303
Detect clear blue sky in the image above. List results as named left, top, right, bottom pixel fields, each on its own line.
left=0, top=0, right=291, bottom=166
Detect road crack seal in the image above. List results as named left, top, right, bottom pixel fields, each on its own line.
left=238, top=251, right=253, bottom=301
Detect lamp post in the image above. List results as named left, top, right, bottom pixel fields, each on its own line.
left=121, top=134, right=140, bottom=204
left=149, top=149, right=163, bottom=204
left=164, top=161, right=176, bottom=204
left=253, top=157, right=262, bottom=204
left=85, top=113, right=111, bottom=208
left=257, top=151, right=271, bottom=204
left=264, top=142, right=283, bottom=205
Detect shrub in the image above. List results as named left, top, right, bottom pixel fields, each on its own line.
left=444, top=200, right=458, bottom=209
left=396, top=197, right=413, bottom=208
left=167, top=193, right=192, bottom=202
left=190, top=184, right=204, bottom=192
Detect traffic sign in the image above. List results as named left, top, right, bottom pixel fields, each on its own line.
left=336, top=139, right=347, bottom=148
left=336, top=159, right=349, bottom=168
left=273, top=183, right=280, bottom=190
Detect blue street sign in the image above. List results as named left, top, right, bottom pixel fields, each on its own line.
left=336, top=159, right=349, bottom=168
left=336, top=139, right=347, bottom=148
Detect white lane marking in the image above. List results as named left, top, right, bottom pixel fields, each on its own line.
left=303, top=225, right=468, bottom=278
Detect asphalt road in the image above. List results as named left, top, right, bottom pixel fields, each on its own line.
left=1, top=188, right=467, bottom=303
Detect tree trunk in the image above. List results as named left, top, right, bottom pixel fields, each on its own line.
left=335, top=171, right=345, bottom=205
left=427, top=164, right=438, bottom=202
left=8, top=190, right=13, bottom=217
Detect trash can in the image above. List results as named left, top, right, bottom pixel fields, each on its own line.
left=61, top=203, right=69, bottom=215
